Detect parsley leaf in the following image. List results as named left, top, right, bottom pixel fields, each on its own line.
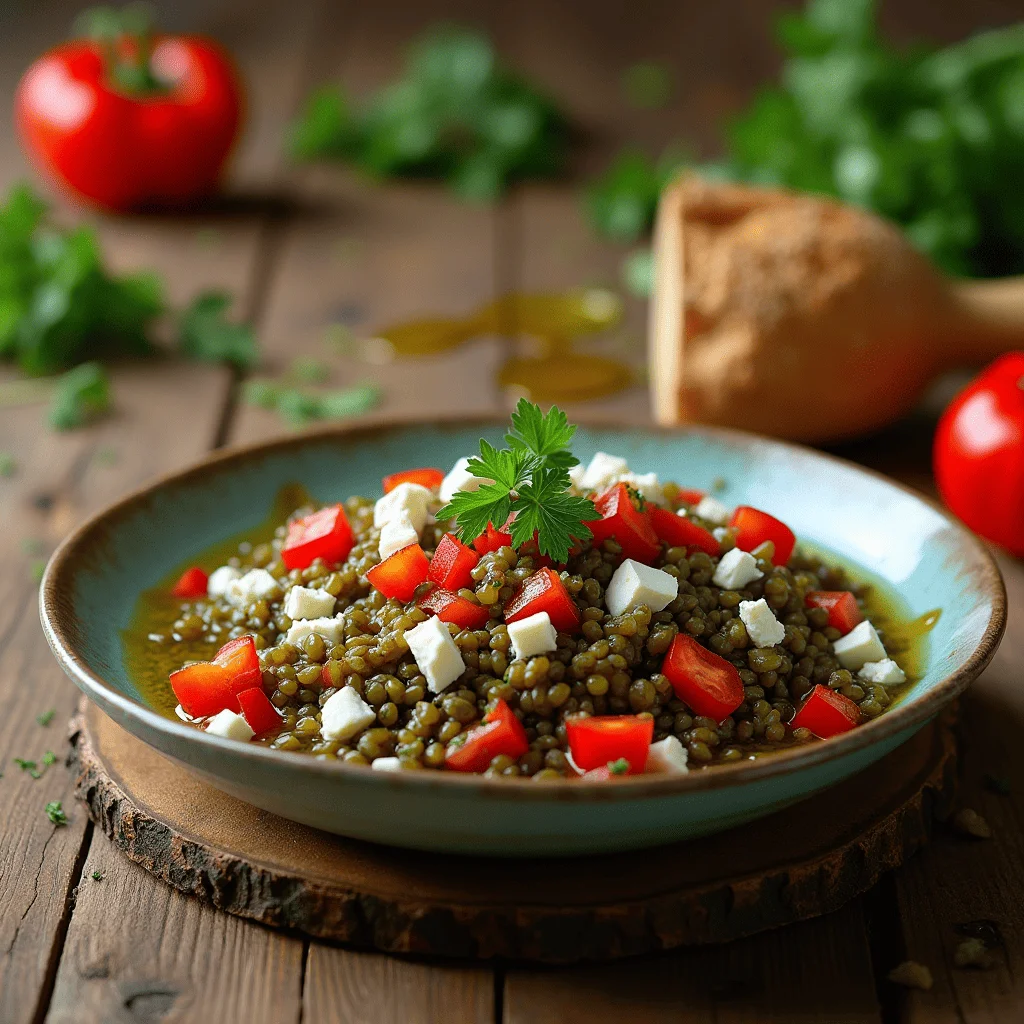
left=91, top=869, right=105, bottom=881
left=48, top=362, right=111, bottom=430
left=242, top=379, right=380, bottom=427
left=15, top=758, right=40, bottom=779
left=37, top=709, right=55, bottom=727
left=178, top=291, right=258, bottom=370
left=608, top=757, right=631, bottom=775
left=436, top=400, right=598, bottom=562
left=45, top=801, right=68, bottom=826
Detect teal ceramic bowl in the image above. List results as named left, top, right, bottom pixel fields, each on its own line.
left=41, top=419, right=1005, bottom=856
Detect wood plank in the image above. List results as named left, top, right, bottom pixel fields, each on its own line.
left=304, top=948, right=493, bottom=1024
left=44, top=839, right=302, bottom=1024
left=505, top=904, right=880, bottom=1024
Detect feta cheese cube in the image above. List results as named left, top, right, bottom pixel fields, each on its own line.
left=439, top=457, right=492, bottom=504
left=605, top=559, right=679, bottom=616
left=379, top=514, right=420, bottom=560
left=712, top=548, right=763, bottom=590
left=405, top=616, right=465, bottom=693
left=320, top=686, right=376, bottom=742
left=645, top=735, right=689, bottom=774
left=286, top=616, right=344, bottom=647
left=580, top=451, right=629, bottom=492
left=567, top=463, right=586, bottom=490
left=283, top=585, right=335, bottom=620
left=712, top=527, right=729, bottom=542
left=833, top=620, right=887, bottom=670
left=374, top=482, right=433, bottom=532
left=507, top=611, right=558, bottom=661
left=617, top=471, right=665, bottom=505
left=859, top=658, right=907, bottom=685
left=694, top=495, right=730, bottom=526
left=226, top=568, right=280, bottom=607
left=205, top=709, right=255, bottom=742
left=371, top=756, right=405, bottom=772
left=207, top=565, right=242, bottom=598
left=739, top=598, right=786, bottom=648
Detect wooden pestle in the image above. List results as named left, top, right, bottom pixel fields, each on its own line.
left=648, top=174, right=1024, bottom=443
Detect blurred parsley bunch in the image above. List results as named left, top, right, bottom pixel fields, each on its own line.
left=718, top=0, right=1024, bottom=277
left=290, top=25, right=568, bottom=201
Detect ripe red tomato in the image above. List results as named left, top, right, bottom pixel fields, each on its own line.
left=934, top=353, right=1024, bottom=556
left=16, top=23, right=242, bottom=211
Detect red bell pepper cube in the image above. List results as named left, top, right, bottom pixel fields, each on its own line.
left=428, top=532, right=479, bottom=592
left=588, top=482, right=661, bottom=564
left=236, top=686, right=282, bottom=736
left=366, top=543, right=431, bottom=602
left=504, top=566, right=581, bottom=633
left=282, top=504, right=354, bottom=570
left=676, top=488, right=706, bottom=505
left=445, top=699, right=529, bottom=772
left=170, top=662, right=238, bottom=719
left=662, top=633, right=744, bottom=722
left=382, top=467, right=444, bottom=493
left=791, top=684, right=861, bottom=738
left=648, top=507, right=720, bottom=556
left=213, top=635, right=262, bottom=695
left=805, top=591, right=863, bottom=635
left=171, top=566, right=209, bottom=599
left=565, top=715, right=654, bottom=775
left=418, top=588, right=490, bottom=630
left=728, top=506, right=796, bottom=566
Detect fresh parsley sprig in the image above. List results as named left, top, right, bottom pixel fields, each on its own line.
left=436, top=400, right=598, bottom=563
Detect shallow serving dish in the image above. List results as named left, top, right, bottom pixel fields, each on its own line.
left=41, top=418, right=1006, bottom=855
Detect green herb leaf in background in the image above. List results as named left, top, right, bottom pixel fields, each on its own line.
left=48, top=362, right=111, bottom=430
left=242, top=379, right=380, bottom=427
left=290, top=25, right=569, bottom=200
left=45, top=800, right=68, bottom=826
left=178, top=291, right=258, bottom=370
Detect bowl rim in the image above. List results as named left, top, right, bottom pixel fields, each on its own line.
left=40, top=413, right=1007, bottom=804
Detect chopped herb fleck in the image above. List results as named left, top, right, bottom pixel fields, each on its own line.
left=15, top=758, right=41, bottom=779
left=607, top=757, right=630, bottom=775
left=42, top=751, right=56, bottom=766
left=30, top=559, right=46, bottom=583
left=91, top=869, right=105, bottom=881
left=0, top=452, right=15, bottom=477
left=37, top=709, right=55, bottom=727
left=45, top=800, right=68, bottom=826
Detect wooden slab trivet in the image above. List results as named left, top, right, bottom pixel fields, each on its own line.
left=69, top=697, right=957, bottom=963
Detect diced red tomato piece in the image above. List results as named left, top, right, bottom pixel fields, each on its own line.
left=648, top=507, right=720, bottom=556
left=170, top=662, right=238, bottom=719
left=236, top=687, right=281, bottom=736
left=429, top=532, right=479, bottom=591
left=588, top=482, right=661, bottom=564
left=472, top=513, right=514, bottom=555
left=565, top=715, right=653, bottom=775
left=282, top=504, right=354, bottom=570
left=418, top=588, right=490, bottom=630
left=445, top=699, right=529, bottom=772
left=382, top=467, right=444, bottom=493
left=366, top=543, right=431, bottom=602
left=805, top=591, right=863, bottom=635
left=212, top=635, right=262, bottom=695
left=504, top=566, right=581, bottom=633
left=171, top=566, right=208, bottom=599
left=791, top=684, right=861, bottom=738
left=676, top=488, right=706, bottom=505
left=662, top=634, right=743, bottom=722
left=729, top=506, right=796, bottom=566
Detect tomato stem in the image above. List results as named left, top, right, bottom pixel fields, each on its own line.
left=74, top=3, right=169, bottom=96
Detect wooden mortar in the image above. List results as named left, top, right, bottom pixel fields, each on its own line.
left=648, top=174, right=1024, bottom=443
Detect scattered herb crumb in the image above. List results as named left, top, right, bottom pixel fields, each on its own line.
left=712, top=477, right=728, bottom=492
left=608, top=757, right=630, bottom=775
left=952, top=807, right=992, bottom=839
left=21, top=538, right=45, bottom=556
left=178, top=291, right=258, bottom=370
left=983, top=773, right=1010, bottom=796
left=48, top=362, right=111, bottom=431
left=242, top=379, right=380, bottom=427
left=954, top=937, right=996, bottom=970
left=0, top=452, right=15, bottom=477
left=94, top=446, right=118, bottom=466
left=30, top=559, right=46, bottom=583
left=15, top=758, right=41, bottom=779
left=289, top=357, right=330, bottom=384
left=887, top=961, right=934, bottom=990
left=42, top=751, right=56, bottom=766
left=45, top=800, right=68, bottom=826
left=91, top=869, right=105, bottom=881
left=37, top=709, right=55, bottom=727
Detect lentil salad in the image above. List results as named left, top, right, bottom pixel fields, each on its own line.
left=137, top=403, right=914, bottom=780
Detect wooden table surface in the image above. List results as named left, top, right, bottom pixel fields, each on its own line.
left=1, top=1, right=1022, bottom=1021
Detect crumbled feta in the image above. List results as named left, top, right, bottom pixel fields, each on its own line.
left=605, top=559, right=679, bottom=616
left=858, top=658, right=907, bottom=685
left=617, top=471, right=665, bottom=505
left=207, top=565, right=242, bottom=598
left=645, top=735, right=689, bottom=774
left=507, top=611, right=558, bottom=661
left=712, top=548, right=763, bottom=590
left=374, top=482, right=433, bottom=533
left=567, top=463, right=586, bottom=490
left=174, top=704, right=195, bottom=723
left=379, top=514, right=420, bottom=560
left=712, top=527, right=729, bottom=542
left=439, top=456, right=492, bottom=504
left=283, top=585, right=335, bottom=620
left=320, top=685, right=376, bottom=742
left=286, top=616, right=344, bottom=646
left=205, top=709, right=254, bottom=742
left=580, top=451, right=629, bottom=492
left=371, top=756, right=405, bottom=772
left=226, top=568, right=280, bottom=607
left=405, top=616, right=465, bottom=693
left=739, top=598, right=785, bottom=648
left=694, top=495, right=730, bottom=526
left=833, top=620, right=887, bottom=670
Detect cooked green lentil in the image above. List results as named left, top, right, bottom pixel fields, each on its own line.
left=130, top=476, right=922, bottom=780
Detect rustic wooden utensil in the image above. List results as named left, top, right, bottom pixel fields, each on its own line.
left=648, top=174, right=1024, bottom=443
